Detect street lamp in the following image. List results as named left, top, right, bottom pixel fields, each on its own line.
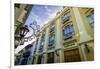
left=23, top=22, right=40, bottom=42
left=19, top=25, right=30, bottom=45
left=15, top=21, right=40, bottom=47
left=20, top=25, right=29, bottom=39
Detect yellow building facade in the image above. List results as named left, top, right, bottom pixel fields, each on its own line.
left=15, top=7, right=94, bottom=65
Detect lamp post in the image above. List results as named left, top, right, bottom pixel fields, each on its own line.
left=15, top=21, right=40, bottom=48
left=20, top=25, right=29, bottom=39
left=19, top=25, right=29, bottom=45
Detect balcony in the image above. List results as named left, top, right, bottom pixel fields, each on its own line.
left=38, top=45, right=44, bottom=52
left=50, top=27, right=55, bottom=33
left=50, top=23, right=55, bottom=33
left=63, top=32, right=73, bottom=40
left=62, top=13, right=70, bottom=24
left=63, top=24, right=74, bottom=40
left=87, top=13, right=94, bottom=28
left=48, top=41, right=54, bottom=46
left=48, top=41, right=55, bottom=50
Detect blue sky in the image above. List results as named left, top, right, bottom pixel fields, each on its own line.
left=25, top=5, right=63, bottom=36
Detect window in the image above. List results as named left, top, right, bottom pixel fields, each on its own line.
left=62, top=13, right=70, bottom=23
left=15, top=4, right=20, bottom=8
left=63, top=24, right=74, bottom=40
left=50, top=24, right=55, bottom=32
left=47, top=52, right=54, bottom=63
left=87, top=12, right=94, bottom=28
left=38, top=32, right=45, bottom=52
left=41, top=32, right=45, bottom=41
left=48, top=34, right=55, bottom=46
left=41, top=41, right=44, bottom=46
left=39, top=41, right=44, bottom=52
left=49, top=24, right=55, bottom=47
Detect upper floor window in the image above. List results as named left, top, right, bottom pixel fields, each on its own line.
left=87, top=11, right=94, bottom=28
left=48, top=33, right=55, bottom=46
left=38, top=41, right=44, bottom=52
left=63, top=24, right=74, bottom=40
left=15, top=4, right=20, bottom=8
left=38, top=32, right=45, bottom=52
left=50, top=24, right=55, bottom=32
left=41, top=32, right=45, bottom=41
left=62, top=13, right=71, bottom=23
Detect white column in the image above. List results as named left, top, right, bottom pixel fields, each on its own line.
left=43, top=54, right=47, bottom=63
left=34, top=56, right=38, bottom=64
left=73, top=8, right=91, bottom=43
left=55, top=19, right=62, bottom=49
left=81, top=45, right=87, bottom=60
left=36, top=34, right=42, bottom=55
left=43, top=28, right=49, bottom=52
left=43, top=28, right=49, bottom=63
left=55, top=19, right=63, bottom=63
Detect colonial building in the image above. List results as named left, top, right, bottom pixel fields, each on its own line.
left=15, top=7, right=94, bottom=65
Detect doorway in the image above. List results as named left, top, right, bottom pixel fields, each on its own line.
left=64, top=48, right=81, bottom=62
